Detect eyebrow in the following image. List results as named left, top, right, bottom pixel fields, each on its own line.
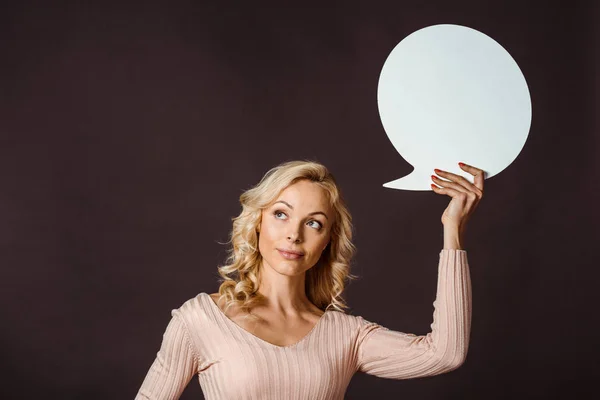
left=273, top=200, right=329, bottom=220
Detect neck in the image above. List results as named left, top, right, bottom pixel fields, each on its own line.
left=256, top=261, right=313, bottom=316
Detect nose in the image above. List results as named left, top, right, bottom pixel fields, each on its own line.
left=287, top=227, right=302, bottom=243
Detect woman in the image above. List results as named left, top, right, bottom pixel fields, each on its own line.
left=135, top=159, right=484, bottom=399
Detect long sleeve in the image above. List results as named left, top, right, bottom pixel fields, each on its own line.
left=135, top=310, right=199, bottom=400
left=356, top=249, right=472, bottom=379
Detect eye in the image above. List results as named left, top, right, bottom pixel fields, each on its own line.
left=273, top=210, right=323, bottom=230
left=308, top=220, right=323, bottom=230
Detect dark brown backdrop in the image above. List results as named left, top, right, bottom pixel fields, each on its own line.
left=1, top=1, right=598, bottom=399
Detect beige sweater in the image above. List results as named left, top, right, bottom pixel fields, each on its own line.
left=135, top=249, right=471, bottom=399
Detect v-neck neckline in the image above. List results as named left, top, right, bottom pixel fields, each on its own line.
left=202, top=292, right=329, bottom=349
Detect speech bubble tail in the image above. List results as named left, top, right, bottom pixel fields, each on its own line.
left=383, top=171, right=432, bottom=191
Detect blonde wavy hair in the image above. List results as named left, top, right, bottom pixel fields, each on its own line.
left=214, top=159, right=358, bottom=322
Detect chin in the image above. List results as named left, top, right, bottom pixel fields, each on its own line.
left=268, top=260, right=308, bottom=276
left=276, top=264, right=307, bottom=276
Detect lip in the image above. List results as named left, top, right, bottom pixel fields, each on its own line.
left=277, top=249, right=304, bottom=259
left=277, top=248, right=304, bottom=256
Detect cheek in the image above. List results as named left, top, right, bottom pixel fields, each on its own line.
left=306, top=237, right=328, bottom=257
left=257, top=223, right=283, bottom=254
left=260, top=222, right=281, bottom=242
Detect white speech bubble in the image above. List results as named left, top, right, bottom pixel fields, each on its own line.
left=378, top=24, right=532, bottom=190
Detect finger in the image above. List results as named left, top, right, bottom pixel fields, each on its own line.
left=434, top=168, right=482, bottom=197
left=431, top=183, right=478, bottom=217
left=458, top=162, right=485, bottom=192
left=431, top=183, right=464, bottom=199
left=431, top=174, right=470, bottom=194
left=432, top=175, right=480, bottom=207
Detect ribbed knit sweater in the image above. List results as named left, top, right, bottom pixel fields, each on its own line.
left=135, top=249, right=471, bottom=399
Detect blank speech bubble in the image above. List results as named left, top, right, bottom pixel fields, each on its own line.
left=378, top=24, right=532, bottom=191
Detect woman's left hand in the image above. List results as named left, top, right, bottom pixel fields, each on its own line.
left=431, top=162, right=485, bottom=229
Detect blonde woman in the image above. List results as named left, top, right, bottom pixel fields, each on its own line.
left=136, top=159, right=484, bottom=399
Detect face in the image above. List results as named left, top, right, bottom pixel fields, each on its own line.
left=257, top=179, right=334, bottom=277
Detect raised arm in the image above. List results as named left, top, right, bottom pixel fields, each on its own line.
left=135, top=310, right=199, bottom=399
left=356, top=248, right=472, bottom=379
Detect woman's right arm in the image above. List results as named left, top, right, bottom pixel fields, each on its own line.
left=355, top=249, right=472, bottom=379
left=135, top=310, right=199, bottom=400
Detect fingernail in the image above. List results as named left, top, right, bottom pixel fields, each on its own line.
left=434, top=169, right=441, bottom=173
left=458, top=162, right=465, bottom=167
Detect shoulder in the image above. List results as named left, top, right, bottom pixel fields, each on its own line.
left=325, top=309, right=380, bottom=329
left=170, top=292, right=214, bottom=326
left=327, top=311, right=388, bottom=339
left=319, top=311, right=388, bottom=349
